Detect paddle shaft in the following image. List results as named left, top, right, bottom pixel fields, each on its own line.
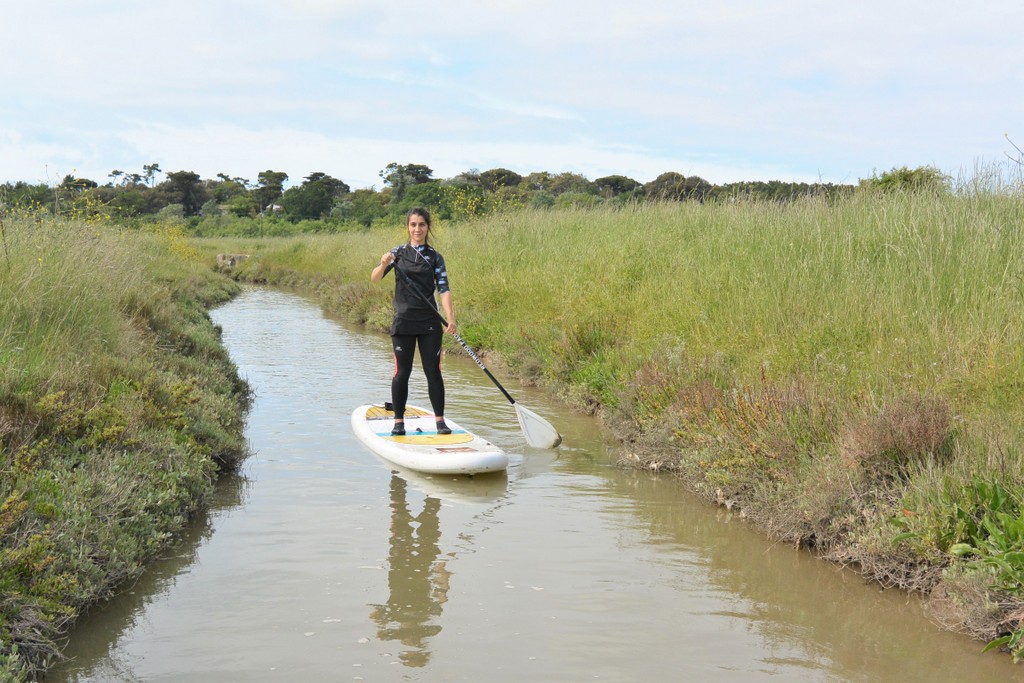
left=391, top=263, right=517, bottom=406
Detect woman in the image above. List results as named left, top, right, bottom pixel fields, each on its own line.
left=371, top=207, right=456, bottom=436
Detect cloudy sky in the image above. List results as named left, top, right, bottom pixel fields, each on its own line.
left=2, top=1, right=1022, bottom=190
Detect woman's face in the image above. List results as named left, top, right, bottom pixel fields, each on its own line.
left=407, top=214, right=429, bottom=245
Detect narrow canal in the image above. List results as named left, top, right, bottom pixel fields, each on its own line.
left=49, top=288, right=1020, bottom=681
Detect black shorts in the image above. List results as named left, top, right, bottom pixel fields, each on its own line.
left=390, top=317, right=442, bottom=336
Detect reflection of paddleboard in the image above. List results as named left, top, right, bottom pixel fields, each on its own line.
left=379, top=461, right=508, bottom=504
left=351, top=404, right=508, bottom=475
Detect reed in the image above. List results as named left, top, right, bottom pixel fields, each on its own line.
left=203, top=191, right=1023, bottom=419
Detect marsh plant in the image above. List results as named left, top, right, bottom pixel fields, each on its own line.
left=0, top=215, right=250, bottom=678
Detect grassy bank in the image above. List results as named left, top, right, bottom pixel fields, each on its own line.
left=201, top=190, right=1024, bottom=658
left=0, top=215, right=250, bottom=679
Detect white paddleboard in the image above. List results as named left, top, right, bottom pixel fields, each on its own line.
left=351, top=404, right=508, bottom=475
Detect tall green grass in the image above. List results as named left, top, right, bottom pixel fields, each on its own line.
left=201, top=188, right=1024, bottom=656
left=206, top=191, right=1022, bottom=415
left=0, top=215, right=249, bottom=679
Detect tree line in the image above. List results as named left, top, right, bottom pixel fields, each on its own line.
left=0, top=162, right=947, bottom=235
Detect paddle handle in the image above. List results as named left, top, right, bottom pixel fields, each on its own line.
left=392, top=263, right=517, bottom=406
left=452, top=331, right=516, bottom=405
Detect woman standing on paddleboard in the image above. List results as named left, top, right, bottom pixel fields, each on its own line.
left=370, top=207, right=456, bottom=436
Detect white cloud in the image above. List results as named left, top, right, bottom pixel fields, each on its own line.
left=0, top=130, right=90, bottom=184
left=2, top=1, right=1023, bottom=187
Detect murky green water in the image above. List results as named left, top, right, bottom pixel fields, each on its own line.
left=48, top=289, right=1021, bottom=681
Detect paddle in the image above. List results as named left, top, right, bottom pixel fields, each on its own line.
left=391, top=262, right=561, bottom=448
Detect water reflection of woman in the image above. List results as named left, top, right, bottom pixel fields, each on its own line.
left=369, top=474, right=451, bottom=667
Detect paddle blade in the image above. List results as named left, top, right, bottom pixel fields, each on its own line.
left=514, top=403, right=561, bottom=448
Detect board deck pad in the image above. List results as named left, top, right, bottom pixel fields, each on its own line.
left=364, top=404, right=432, bottom=420
left=387, top=433, right=475, bottom=444
left=364, top=405, right=474, bottom=443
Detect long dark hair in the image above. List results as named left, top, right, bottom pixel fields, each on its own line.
left=406, top=207, right=432, bottom=246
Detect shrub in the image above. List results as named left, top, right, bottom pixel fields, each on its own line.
left=840, top=393, right=954, bottom=480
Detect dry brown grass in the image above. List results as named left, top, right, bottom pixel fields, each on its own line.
left=840, top=393, right=954, bottom=480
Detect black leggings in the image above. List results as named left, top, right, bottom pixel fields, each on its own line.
left=391, top=332, right=444, bottom=420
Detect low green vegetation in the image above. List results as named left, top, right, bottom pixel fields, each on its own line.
left=202, top=186, right=1024, bottom=659
left=0, top=214, right=250, bottom=679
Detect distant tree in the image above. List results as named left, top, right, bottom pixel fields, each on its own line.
left=208, top=175, right=250, bottom=203
left=254, top=170, right=289, bottom=212
left=307, top=172, right=350, bottom=197
left=594, top=175, right=641, bottom=198
left=216, top=172, right=251, bottom=187
left=683, top=176, right=713, bottom=201
left=0, top=181, right=51, bottom=210
left=546, top=172, right=593, bottom=196
left=143, top=163, right=162, bottom=186
left=225, top=193, right=257, bottom=218
left=528, top=191, right=555, bottom=209
left=487, top=184, right=528, bottom=211
left=87, top=184, right=154, bottom=216
left=279, top=172, right=350, bottom=220
left=393, top=163, right=434, bottom=185
left=644, top=172, right=688, bottom=200
left=440, top=182, right=485, bottom=220
left=521, top=171, right=551, bottom=192
left=395, top=181, right=445, bottom=216
left=448, top=169, right=481, bottom=186
left=478, top=168, right=523, bottom=192
left=52, top=175, right=98, bottom=214
left=200, top=198, right=222, bottom=217
left=60, top=175, right=97, bottom=192
left=332, top=188, right=388, bottom=226
left=162, top=170, right=209, bottom=217
left=380, top=163, right=433, bottom=202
